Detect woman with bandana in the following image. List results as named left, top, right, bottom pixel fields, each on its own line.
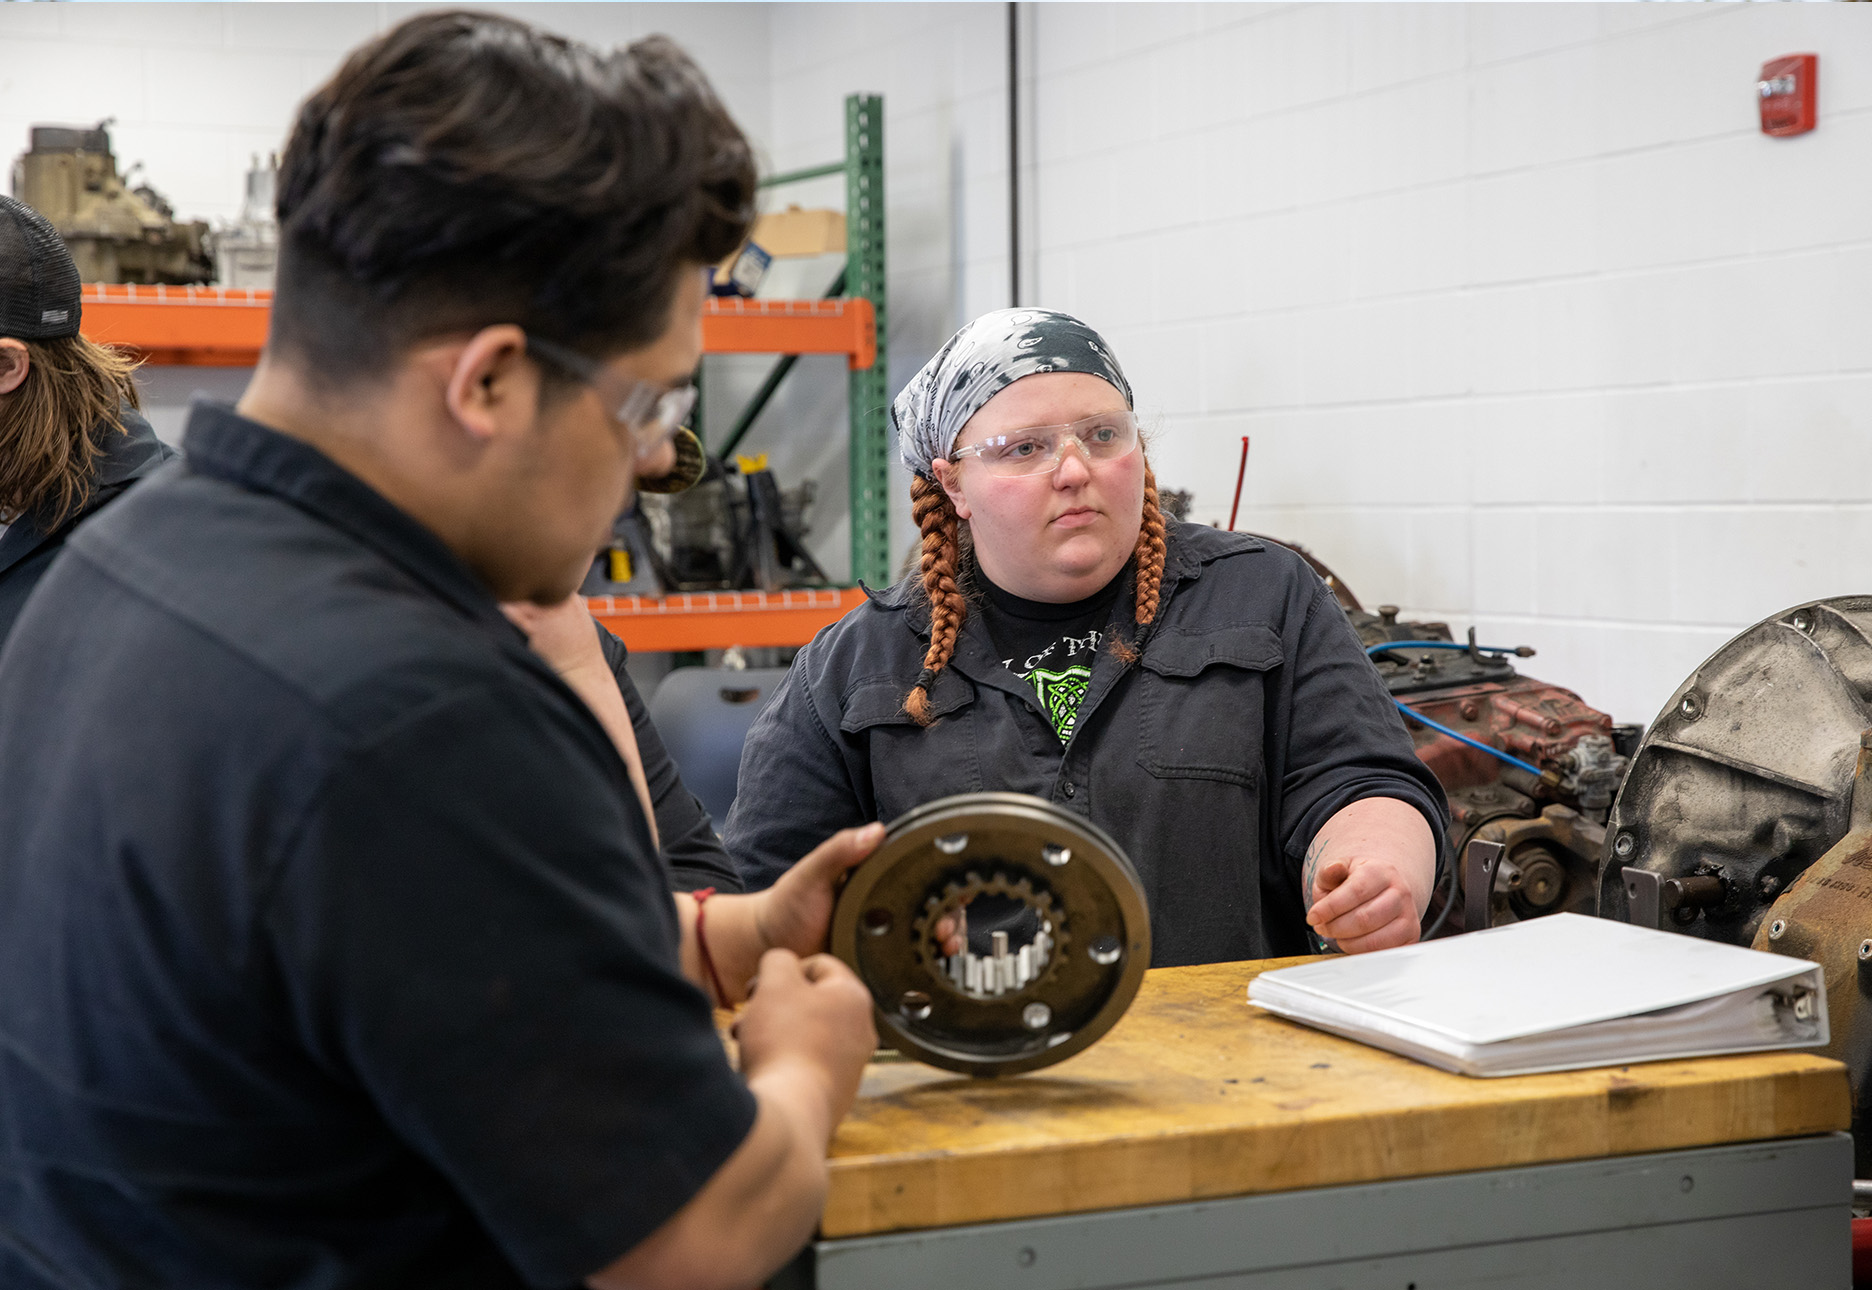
left=723, top=309, right=1447, bottom=964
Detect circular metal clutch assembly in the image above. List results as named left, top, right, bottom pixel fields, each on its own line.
left=830, top=792, right=1151, bottom=1077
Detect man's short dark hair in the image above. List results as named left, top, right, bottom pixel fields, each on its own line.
left=272, top=11, right=755, bottom=381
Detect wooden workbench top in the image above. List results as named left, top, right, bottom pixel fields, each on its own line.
left=822, top=957, right=1850, bottom=1238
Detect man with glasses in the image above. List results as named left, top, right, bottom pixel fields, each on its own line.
left=0, top=14, right=881, bottom=1290
left=725, top=308, right=1446, bottom=968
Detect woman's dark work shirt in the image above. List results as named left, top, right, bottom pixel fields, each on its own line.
left=0, top=404, right=756, bottom=1290
left=723, top=521, right=1449, bottom=966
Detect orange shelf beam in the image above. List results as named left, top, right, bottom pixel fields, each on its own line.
left=79, top=286, right=876, bottom=370
left=587, top=587, right=867, bottom=653
left=700, top=297, right=876, bottom=370
left=80, top=284, right=272, bottom=367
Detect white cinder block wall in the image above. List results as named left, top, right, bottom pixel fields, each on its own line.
left=761, top=1, right=1872, bottom=726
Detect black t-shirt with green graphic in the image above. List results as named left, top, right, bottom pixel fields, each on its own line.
left=976, top=567, right=1125, bottom=744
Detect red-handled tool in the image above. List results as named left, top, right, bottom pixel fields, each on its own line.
left=1227, top=436, right=1250, bottom=531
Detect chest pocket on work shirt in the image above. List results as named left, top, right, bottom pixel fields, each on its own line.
left=1134, top=624, right=1283, bottom=786
left=840, top=673, right=979, bottom=821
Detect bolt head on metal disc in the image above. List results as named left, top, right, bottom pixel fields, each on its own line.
left=830, top=792, right=1152, bottom=1077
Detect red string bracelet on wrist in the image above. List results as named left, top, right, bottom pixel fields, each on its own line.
left=691, top=888, right=732, bottom=1009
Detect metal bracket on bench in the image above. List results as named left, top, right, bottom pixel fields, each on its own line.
left=1464, top=839, right=1504, bottom=934
left=1622, top=867, right=1662, bottom=930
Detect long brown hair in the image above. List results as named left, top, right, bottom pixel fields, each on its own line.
left=903, top=460, right=1167, bottom=725
left=0, top=333, right=142, bottom=527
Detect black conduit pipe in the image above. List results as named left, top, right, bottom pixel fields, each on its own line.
left=1009, top=1, right=1020, bottom=308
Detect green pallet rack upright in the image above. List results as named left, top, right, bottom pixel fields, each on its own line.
left=736, top=93, right=888, bottom=587
left=843, top=94, right=890, bottom=588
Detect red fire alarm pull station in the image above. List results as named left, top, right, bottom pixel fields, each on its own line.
left=1759, top=53, right=1817, bottom=137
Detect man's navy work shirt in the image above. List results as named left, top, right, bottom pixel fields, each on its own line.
left=0, top=403, right=756, bottom=1289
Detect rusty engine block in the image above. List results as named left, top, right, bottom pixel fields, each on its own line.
left=13, top=123, right=212, bottom=285
left=1364, top=616, right=1633, bottom=932
left=1262, top=538, right=1636, bottom=934
left=1355, top=608, right=1635, bottom=934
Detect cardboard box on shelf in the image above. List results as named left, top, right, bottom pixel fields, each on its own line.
left=749, top=205, right=846, bottom=257
left=713, top=206, right=847, bottom=297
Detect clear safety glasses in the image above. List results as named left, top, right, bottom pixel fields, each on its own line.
left=949, top=410, right=1140, bottom=478
left=523, top=333, right=696, bottom=459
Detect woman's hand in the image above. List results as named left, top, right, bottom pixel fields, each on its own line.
left=1303, top=797, right=1436, bottom=954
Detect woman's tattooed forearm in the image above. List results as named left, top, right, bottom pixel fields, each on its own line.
left=1302, top=835, right=1328, bottom=905
left=1303, top=835, right=1337, bottom=953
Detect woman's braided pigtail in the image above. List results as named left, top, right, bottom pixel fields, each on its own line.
left=904, top=475, right=967, bottom=726
left=1108, top=460, right=1166, bottom=666
left=1134, top=461, right=1166, bottom=626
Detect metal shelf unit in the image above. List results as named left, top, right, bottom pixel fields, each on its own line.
left=79, top=286, right=876, bottom=371
left=587, top=587, right=867, bottom=653
left=842, top=94, right=890, bottom=588
left=79, top=91, right=889, bottom=643
left=733, top=92, right=889, bottom=588
left=79, top=284, right=270, bottom=366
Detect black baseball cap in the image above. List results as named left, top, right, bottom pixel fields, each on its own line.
left=0, top=195, right=81, bottom=341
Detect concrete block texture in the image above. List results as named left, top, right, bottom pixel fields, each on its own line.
left=749, top=0, right=1872, bottom=723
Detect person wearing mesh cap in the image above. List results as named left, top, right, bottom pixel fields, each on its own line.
left=0, top=194, right=174, bottom=643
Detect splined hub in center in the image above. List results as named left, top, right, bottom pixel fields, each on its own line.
left=914, top=869, right=1069, bottom=1000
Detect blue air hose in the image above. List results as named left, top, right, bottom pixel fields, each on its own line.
left=1365, top=640, right=1550, bottom=779
left=1365, top=640, right=1527, bottom=658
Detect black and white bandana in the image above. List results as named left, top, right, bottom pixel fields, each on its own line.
left=891, top=308, right=1133, bottom=480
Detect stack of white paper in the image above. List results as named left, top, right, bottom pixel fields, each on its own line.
left=1247, top=914, right=1827, bottom=1077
